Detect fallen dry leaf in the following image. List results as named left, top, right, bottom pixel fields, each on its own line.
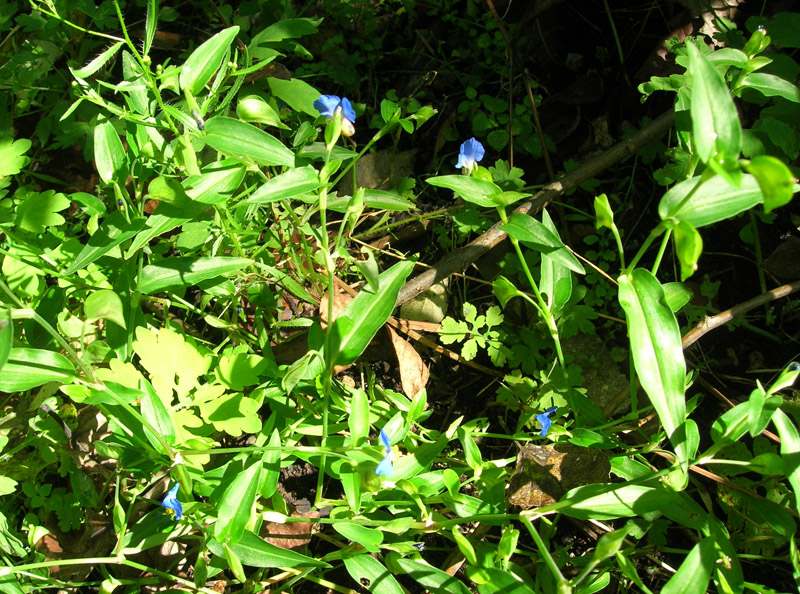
left=319, top=288, right=352, bottom=330
left=387, top=325, right=429, bottom=398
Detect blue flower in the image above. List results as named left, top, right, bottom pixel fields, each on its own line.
left=314, top=94, right=356, bottom=136
left=536, top=406, right=558, bottom=437
left=161, top=483, right=182, bottom=521
left=375, top=428, right=393, bottom=476
left=455, top=137, right=485, bottom=172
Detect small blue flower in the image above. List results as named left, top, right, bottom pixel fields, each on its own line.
left=314, top=94, right=356, bottom=136
left=536, top=406, right=558, bottom=437
left=375, top=428, right=393, bottom=476
left=455, top=137, right=485, bottom=172
left=161, top=483, right=182, bottom=521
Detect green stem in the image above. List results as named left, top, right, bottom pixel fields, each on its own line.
left=649, top=227, right=672, bottom=276
left=498, top=206, right=565, bottom=369
left=0, top=556, right=220, bottom=594
left=6, top=302, right=97, bottom=384
left=519, top=514, right=570, bottom=591
left=352, top=204, right=464, bottom=240
left=626, top=222, right=667, bottom=271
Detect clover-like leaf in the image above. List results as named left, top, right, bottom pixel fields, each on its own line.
left=0, top=137, right=31, bottom=177
left=15, top=190, right=70, bottom=233
left=133, top=327, right=210, bottom=404
left=198, top=392, right=262, bottom=437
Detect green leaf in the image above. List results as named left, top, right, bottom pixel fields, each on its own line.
left=198, top=392, right=262, bottom=437
left=501, top=212, right=584, bottom=274
left=740, top=72, right=800, bottom=102
left=84, top=289, right=126, bottom=329
left=660, top=538, right=716, bottom=594
left=66, top=212, right=145, bottom=275
left=132, top=327, right=210, bottom=400
left=344, top=554, right=404, bottom=594
left=327, top=190, right=415, bottom=213
left=216, top=351, right=272, bottom=390
left=137, top=256, right=251, bottom=294
left=491, top=191, right=531, bottom=208
left=15, top=190, right=70, bottom=233
left=743, top=155, right=797, bottom=213
left=180, top=26, right=239, bottom=95
left=659, top=174, right=764, bottom=228
left=139, top=378, right=175, bottom=451
left=146, top=176, right=189, bottom=206
left=335, top=524, right=383, bottom=553
left=594, top=193, right=616, bottom=231
left=214, top=460, right=262, bottom=545
left=236, top=94, right=289, bottom=129
left=557, top=483, right=683, bottom=520
left=686, top=38, right=741, bottom=162
left=673, top=220, right=703, bottom=281
left=93, top=120, right=127, bottom=185
left=251, top=17, right=320, bottom=44
left=349, top=388, right=369, bottom=447
left=662, top=282, right=693, bottom=312
left=0, top=476, right=18, bottom=497
left=0, top=348, right=75, bottom=391
left=223, top=543, right=246, bottom=581
left=126, top=161, right=246, bottom=256
left=426, top=175, right=501, bottom=207
left=540, top=208, right=575, bottom=311
left=207, top=529, right=328, bottom=568
left=328, top=259, right=415, bottom=367
left=390, top=434, right=449, bottom=482
left=204, top=116, right=295, bottom=167
left=473, top=568, right=535, bottom=594
left=492, top=275, right=524, bottom=308
left=262, top=429, right=282, bottom=498
left=243, top=165, right=321, bottom=204
left=0, top=137, right=31, bottom=177
left=393, top=557, right=472, bottom=594
left=0, top=308, right=11, bottom=373
left=71, top=41, right=124, bottom=79
left=143, top=0, right=157, bottom=56
left=772, top=409, right=800, bottom=511
left=618, top=269, right=688, bottom=482
left=267, top=77, right=322, bottom=117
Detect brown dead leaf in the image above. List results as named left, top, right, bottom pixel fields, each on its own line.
left=387, top=325, right=429, bottom=398
left=261, top=507, right=319, bottom=550
left=319, top=288, right=352, bottom=330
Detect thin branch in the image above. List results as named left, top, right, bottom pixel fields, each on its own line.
left=396, top=109, right=675, bottom=306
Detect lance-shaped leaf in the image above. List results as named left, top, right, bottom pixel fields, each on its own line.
left=686, top=39, right=741, bottom=163
left=618, top=269, right=689, bottom=483
left=426, top=175, right=501, bottom=207
left=214, top=460, right=261, bottom=545
left=0, top=348, right=75, bottom=391
left=137, top=256, right=251, bottom=294
left=204, top=117, right=295, bottom=167
left=180, top=26, right=239, bottom=95
left=71, top=41, right=124, bottom=79
left=659, top=174, right=764, bottom=228
left=327, top=259, right=415, bottom=368
left=94, top=120, right=127, bottom=185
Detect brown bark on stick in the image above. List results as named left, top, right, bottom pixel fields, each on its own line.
left=396, top=109, right=676, bottom=307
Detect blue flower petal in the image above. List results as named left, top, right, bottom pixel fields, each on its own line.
left=313, top=94, right=342, bottom=118
left=376, top=456, right=394, bottom=476
left=376, top=428, right=393, bottom=476
left=339, top=97, right=356, bottom=124
left=456, top=137, right=485, bottom=171
left=161, top=483, right=183, bottom=521
left=314, top=95, right=356, bottom=124
left=536, top=407, right=558, bottom=437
